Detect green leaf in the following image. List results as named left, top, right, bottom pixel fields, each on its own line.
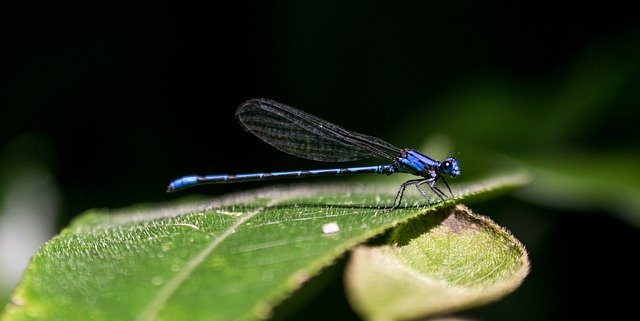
left=345, top=204, right=530, bottom=321
left=518, top=152, right=640, bottom=227
left=1, top=173, right=528, bottom=321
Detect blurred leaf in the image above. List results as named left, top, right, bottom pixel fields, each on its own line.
left=402, top=32, right=640, bottom=154
left=1, top=174, right=527, bottom=321
left=345, top=204, right=529, bottom=321
left=517, top=152, right=640, bottom=227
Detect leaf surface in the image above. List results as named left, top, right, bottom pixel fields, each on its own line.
left=345, top=204, right=529, bottom=321
left=2, top=173, right=528, bottom=321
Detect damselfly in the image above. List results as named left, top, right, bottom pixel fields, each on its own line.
left=167, top=98, right=460, bottom=207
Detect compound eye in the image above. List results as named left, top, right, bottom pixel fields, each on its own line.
left=441, top=157, right=460, bottom=177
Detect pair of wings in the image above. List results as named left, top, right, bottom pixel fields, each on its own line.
left=235, top=98, right=402, bottom=162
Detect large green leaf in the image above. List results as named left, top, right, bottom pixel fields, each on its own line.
left=1, top=173, right=528, bottom=321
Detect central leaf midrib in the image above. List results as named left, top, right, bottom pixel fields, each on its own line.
left=134, top=204, right=268, bottom=321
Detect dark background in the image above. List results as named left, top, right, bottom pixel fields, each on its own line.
left=1, top=1, right=639, bottom=320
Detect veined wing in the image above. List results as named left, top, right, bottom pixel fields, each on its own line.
left=236, top=98, right=401, bottom=162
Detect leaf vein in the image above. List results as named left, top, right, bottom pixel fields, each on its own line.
left=135, top=205, right=267, bottom=321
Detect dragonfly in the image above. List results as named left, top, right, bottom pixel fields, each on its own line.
left=167, top=98, right=460, bottom=207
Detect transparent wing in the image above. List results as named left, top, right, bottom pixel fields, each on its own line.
left=236, top=98, right=402, bottom=162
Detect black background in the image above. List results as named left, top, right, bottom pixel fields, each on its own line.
left=3, top=1, right=636, bottom=215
